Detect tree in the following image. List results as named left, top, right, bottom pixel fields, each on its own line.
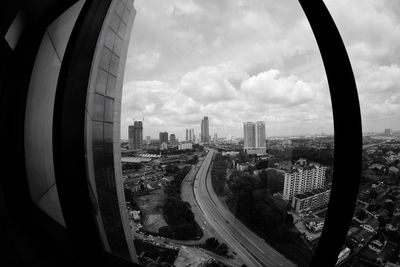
left=159, top=226, right=172, bottom=238
left=285, top=213, right=294, bottom=225
left=247, top=165, right=256, bottom=174
left=166, top=164, right=179, bottom=174
left=258, top=170, right=284, bottom=194
left=378, top=215, right=386, bottom=228
left=256, top=160, right=269, bottom=170
left=238, top=150, right=249, bottom=163
left=369, top=189, right=378, bottom=200
left=367, top=204, right=377, bottom=212
left=356, top=209, right=367, bottom=221
left=215, top=243, right=228, bottom=256
left=205, top=237, right=219, bottom=250
left=384, top=201, right=395, bottom=216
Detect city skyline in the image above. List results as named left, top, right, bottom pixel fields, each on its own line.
left=124, top=119, right=400, bottom=142
left=121, top=0, right=400, bottom=140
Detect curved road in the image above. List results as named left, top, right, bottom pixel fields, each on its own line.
left=193, top=149, right=296, bottom=267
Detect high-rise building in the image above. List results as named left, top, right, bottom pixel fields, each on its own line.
left=128, top=126, right=134, bottom=149
left=159, top=132, right=168, bottom=144
left=170, top=134, right=176, bottom=144
left=146, top=136, right=151, bottom=147
left=244, top=121, right=266, bottom=149
left=282, top=164, right=327, bottom=201
left=385, top=129, right=393, bottom=136
left=128, top=121, right=143, bottom=149
left=214, top=133, right=218, bottom=141
left=255, top=121, right=266, bottom=147
left=243, top=122, right=256, bottom=148
left=186, top=128, right=194, bottom=141
left=201, top=116, right=209, bottom=143
left=243, top=121, right=266, bottom=154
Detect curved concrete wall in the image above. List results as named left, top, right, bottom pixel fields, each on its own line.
left=24, top=0, right=85, bottom=227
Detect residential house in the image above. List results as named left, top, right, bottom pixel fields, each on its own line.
left=362, top=217, right=380, bottom=233
left=368, top=234, right=387, bottom=253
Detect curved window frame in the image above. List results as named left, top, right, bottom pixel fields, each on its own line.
left=0, top=0, right=361, bottom=266
left=54, top=0, right=361, bottom=266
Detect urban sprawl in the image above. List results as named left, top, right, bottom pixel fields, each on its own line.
left=121, top=119, right=400, bottom=267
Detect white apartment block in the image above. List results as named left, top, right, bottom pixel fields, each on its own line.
left=292, top=187, right=331, bottom=212
left=186, top=128, right=194, bottom=141
left=243, top=121, right=266, bottom=150
left=282, top=164, right=327, bottom=201
left=160, top=142, right=168, bottom=150
left=178, top=142, right=193, bottom=150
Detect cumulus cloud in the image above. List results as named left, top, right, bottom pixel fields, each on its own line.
left=121, top=0, right=399, bottom=139
left=241, top=69, right=315, bottom=106
left=179, top=63, right=248, bottom=103
left=130, top=51, right=160, bottom=71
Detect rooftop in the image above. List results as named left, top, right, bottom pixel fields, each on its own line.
left=294, top=187, right=331, bottom=199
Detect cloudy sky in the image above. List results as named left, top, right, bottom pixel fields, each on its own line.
left=121, top=0, right=400, bottom=140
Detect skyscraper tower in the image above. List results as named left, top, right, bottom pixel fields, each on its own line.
left=201, top=116, right=209, bottom=143
left=255, top=121, right=266, bottom=147
left=159, top=132, right=168, bottom=144
left=146, top=136, right=151, bottom=147
left=129, top=121, right=143, bottom=149
left=170, top=134, right=176, bottom=145
left=243, top=122, right=256, bottom=148
left=185, top=128, right=194, bottom=141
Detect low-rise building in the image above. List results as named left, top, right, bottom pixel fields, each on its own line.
left=160, top=142, right=168, bottom=150
left=348, top=229, right=372, bottom=247
left=368, top=234, right=387, bottom=253
left=389, top=166, right=399, bottom=174
left=336, top=247, right=351, bottom=266
left=236, top=163, right=248, bottom=172
left=173, top=246, right=213, bottom=267
left=178, top=142, right=193, bottom=150
left=245, top=147, right=266, bottom=155
left=129, top=210, right=141, bottom=221
left=362, top=217, right=380, bottom=233
left=304, top=218, right=325, bottom=233
left=291, top=187, right=331, bottom=212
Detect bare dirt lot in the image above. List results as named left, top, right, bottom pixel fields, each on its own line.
left=135, top=189, right=168, bottom=234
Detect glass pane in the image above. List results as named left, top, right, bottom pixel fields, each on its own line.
left=121, top=0, right=334, bottom=266
left=324, top=0, right=400, bottom=266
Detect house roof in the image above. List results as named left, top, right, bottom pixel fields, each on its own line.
left=365, top=217, right=380, bottom=228
left=350, top=229, right=370, bottom=242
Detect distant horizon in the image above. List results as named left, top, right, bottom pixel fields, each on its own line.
left=121, top=126, right=400, bottom=141
left=123, top=119, right=337, bottom=141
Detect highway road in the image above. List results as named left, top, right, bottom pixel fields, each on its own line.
left=362, top=140, right=390, bottom=149
left=193, top=149, right=296, bottom=267
left=181, top=157, right=242, bottom=267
